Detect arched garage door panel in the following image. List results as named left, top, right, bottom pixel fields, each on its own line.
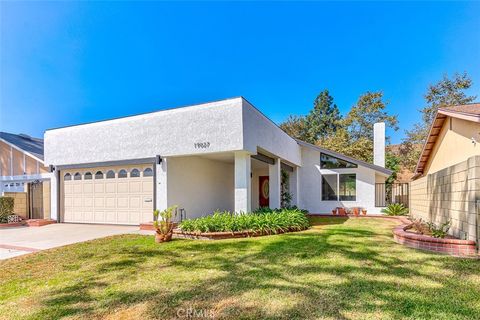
left=62, top=165, right=153, bottom=225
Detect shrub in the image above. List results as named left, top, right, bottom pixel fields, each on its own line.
left=381, top=203, right=409, bottom=216
left=179, top=208, right=310, bottom=234
left=0, top=197, right=15, bottom=223
left=427, top=220, right=451, bottom=238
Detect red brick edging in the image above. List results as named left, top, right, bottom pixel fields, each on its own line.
left=393, top=224, right=477, bottom=257
left=173, top=227, right=308, bottom=240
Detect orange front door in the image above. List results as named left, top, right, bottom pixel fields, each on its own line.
left=259, top=176, right=269, bottom=207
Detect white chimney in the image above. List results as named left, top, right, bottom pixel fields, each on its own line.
left=374, top=122, right=385, bottom=168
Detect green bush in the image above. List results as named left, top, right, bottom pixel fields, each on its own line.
left=381, top=203, right=409, bottom=216
left=427, top=220, right=451, bottom=238
left=179, top=208, right=310, bottom=234
left=0, top=196, right=15, bottom=223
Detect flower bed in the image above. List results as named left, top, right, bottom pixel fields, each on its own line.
left=177, top=208, right=310, bottom=240
left=393, top=223, right=477, bottom=257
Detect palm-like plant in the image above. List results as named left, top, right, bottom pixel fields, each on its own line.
left=381, top=203, right=409, bottom=216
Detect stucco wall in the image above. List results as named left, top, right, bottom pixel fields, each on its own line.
left=166, top=156, right=234, bottom=219
left=242, top=100, right=301, bottom=166
left=425, top=118, right=480, bottom=174
left=298, top=146, right=383, bottom=214
left=45, top=98, right=245, bottom=166
left=410, top=156, right=480, bottom=242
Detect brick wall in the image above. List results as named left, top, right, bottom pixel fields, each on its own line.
left=410, top=155, right=480, bottom=243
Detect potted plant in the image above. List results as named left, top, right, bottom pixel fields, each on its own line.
left=153, top=205, right=178, bottom=243
left=353, top=207, right=359, bottom=216
left=332, top=209, right=337, bottom=215
left=338, top=207, right=346, bottom=216
left=361, top=208, right=367, bottom=216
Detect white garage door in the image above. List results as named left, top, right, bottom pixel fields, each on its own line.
left=62, top=164, right=154, bottom=225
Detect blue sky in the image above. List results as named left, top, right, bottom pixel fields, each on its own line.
left=1, top=1, right=479, bottom=144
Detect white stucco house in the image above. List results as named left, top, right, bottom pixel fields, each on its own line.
left=43, top=97, right=391, bottom=225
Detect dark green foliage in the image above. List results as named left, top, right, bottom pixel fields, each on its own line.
left=280, top=169, right=292, bottom=208
left=385, top=151, right=401, bottom=184
left=0, top=196, right=14, bottom=223
left=427, top=220, right=452, bottom=238
left=179, top=208, right=310, bottom=233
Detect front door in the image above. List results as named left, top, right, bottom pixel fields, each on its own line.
left=259, top=176, right=269, bottom=207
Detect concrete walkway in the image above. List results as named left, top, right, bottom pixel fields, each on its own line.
left=0, top=223, right=139, bottom=260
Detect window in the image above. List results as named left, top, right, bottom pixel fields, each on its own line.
left=321, top=173, right=357, bottom=201
left=118, top=169, right=128, bottom=178
left=130, top=169, right=140, bottom=178
left=106, top=170, right=115, bottom=179
left=339, top=174, right=356, bottom=201
left=143, top=168, right=153, bottom=177
left=84, top=172, right=92, bottom=180
left=64, top=173, right=72, bottom=181
left=320, top=153, right=357, bottom=169
left=74, top=172, right=82, bottom=180
left=322, top=174, right=338, bottom=201
left=95, top=171, right=104, bottom=179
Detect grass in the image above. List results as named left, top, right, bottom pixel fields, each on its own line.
left=0, top=217, right=479, bottom=320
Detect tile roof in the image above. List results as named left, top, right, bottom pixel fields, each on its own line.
left=0, top=132, right=44, bottom=161
left=440, top=103, right=480, bottom=115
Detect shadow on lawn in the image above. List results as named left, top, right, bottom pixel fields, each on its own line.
left=30, top=219, right=480, bottom=320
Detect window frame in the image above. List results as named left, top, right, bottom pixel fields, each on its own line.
left=320, top=153, right=358, bottom=169
left=321, top=172, right=357, bottom=201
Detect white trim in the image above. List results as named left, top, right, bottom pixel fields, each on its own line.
left=0, top=137, right=45, bottom=164
left=0, top=173, right=52, bottom=182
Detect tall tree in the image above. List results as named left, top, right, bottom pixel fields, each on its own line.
left=401, top=72, right=476, bottom=171
left=279, top=89, right=340, bottom=144
left=320, top=91, right=398, bottom=163
left=344, top=91, right=398, bottom=142
left=279, top=115, right=310, bottom=143
left=305, top=90, right=341, bottom=143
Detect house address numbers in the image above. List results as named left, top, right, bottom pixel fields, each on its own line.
left=194, top=142, right=210, bottom=149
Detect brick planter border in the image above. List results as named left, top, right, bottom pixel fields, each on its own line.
left=393, top=224, right=477, bottom=257
left=173, top=227, right=307, bottom=240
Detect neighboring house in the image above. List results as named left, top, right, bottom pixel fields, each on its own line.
left=43, top=97, right=391, bottom=225
left=410, top=103, right=480, bottom=243
left=0, top=132, right=52, bottom=219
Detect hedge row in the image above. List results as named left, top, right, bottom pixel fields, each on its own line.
left=179, top=208, right=310, bottom=233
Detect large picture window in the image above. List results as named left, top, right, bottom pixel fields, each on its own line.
left=321, top=173, right=357, bottom=201
left=339, top=174, right=356, bottom=201
left=322, top=174, right=338, bottom=201
left=320, top=153, right=357, bottom=169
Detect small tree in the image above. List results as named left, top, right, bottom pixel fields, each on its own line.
left=280, top=169, right=292, bottom=208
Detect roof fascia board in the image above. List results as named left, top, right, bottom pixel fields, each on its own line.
left=296, top=139, right=392, bottom=175
left=438, top=109, right=480, bottom=123
left=0, top=138, right=44, bottom=164
left=413, top=112, right=448, bottom=175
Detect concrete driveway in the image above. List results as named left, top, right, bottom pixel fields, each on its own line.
left=0, top=223, right=139, bottom=260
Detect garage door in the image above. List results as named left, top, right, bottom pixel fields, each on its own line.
left=62, top=164, right=154, bottom=225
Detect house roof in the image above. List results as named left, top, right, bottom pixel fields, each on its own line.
left=414, top=103, right=480, bottom=178
left=295, top=139, right=393, bottom=176
left=0, top=132, right=44, bottom=161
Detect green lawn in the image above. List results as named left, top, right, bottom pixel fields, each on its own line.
left=1, top=217, right=479, bottom=320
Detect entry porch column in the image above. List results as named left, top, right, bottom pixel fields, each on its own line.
left=234, top=151, right=251, bottom=213
left=269, top=158, right=281, bottom=209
